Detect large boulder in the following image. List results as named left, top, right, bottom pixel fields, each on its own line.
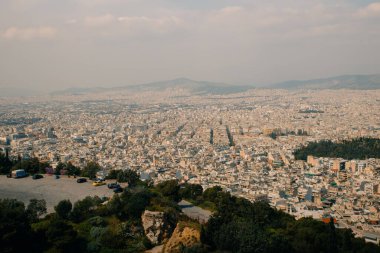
left=141, top=210, right=173, bottom=245
left=163, top=222, right=201, bottom=253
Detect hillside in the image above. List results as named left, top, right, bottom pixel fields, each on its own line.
left=294, top=137, right=380, bottom=160
left=268, top=74, right=380, bottom=90
left=1, top=163, right=380, bottom=253
left=52, top=78, right=254, bottom=96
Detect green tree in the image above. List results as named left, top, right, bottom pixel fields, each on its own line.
left=11, top=157, right=50, bottom=175
left=0, top=152, right=13, bottom=174
left=121, top=190, right=152, bottom=219
left=55, top=200, right=72, bottom=220
left=55, top=162, right=65, bottom=175
left=66, top=162, right=80, bottom=176
left=81, top=161, right=101, bottom=179
left=117, top=169, right=140, bottom=187
left=179, top=183, right=203, bottom=200
left=156, top=180, right=181, bottom=202
left=106, top=169, right=119, bottom=179
left=46, top=219, right=85, bottom=253
left=203, top=186, right=223, bottom=202
left=70, top=196, right=102, bottom=222
left=27, top=199, right=47, bottom=222
left=0, top=199, right=33, bottom=253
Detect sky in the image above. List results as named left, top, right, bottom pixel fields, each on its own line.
left=0, top=0, right=380, bottom=96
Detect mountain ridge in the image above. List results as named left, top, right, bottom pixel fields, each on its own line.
left=267, top=74, right=380, bottom=90
left=51, top=74, right=380, bottom=96
left=51, top=78, right=254, bottom=96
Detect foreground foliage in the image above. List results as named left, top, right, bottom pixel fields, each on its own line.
left=1, top=179, right=380, bottom=253
left=200, top=186, right=380, bottom=253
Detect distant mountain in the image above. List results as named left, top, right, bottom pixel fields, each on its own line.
left=50, top=87, right=106, bottom=96
left=116, top=78, right=253, bottom=95
left=51, top=78, right=254, bottom=96
left=268, top=74, right=380, bottom=90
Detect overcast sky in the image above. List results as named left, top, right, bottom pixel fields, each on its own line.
left=1, top=0, right=380, bottom=95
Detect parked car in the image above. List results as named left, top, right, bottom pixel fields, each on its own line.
left=12, top=169, right=28, bottom=178
left=113, top=186, right=123, bottom=193
left=107, top=182, right=119, bottom=189
left=93, top=181, right=106, bottom=186
left=77, top=178, right=87, bottom=183
left=32, top=174, right=43, bottom=180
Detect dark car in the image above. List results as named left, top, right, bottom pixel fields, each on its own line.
left=32, top=174, right=43, bottom=180
left=77, top=178, right=87, bottom=183
left=107, top=182, right=119, bottom=189
left=113, top=186, right=123, bottom=193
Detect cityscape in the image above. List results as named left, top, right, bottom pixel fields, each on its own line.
left=1, top=86, right=380, bottom=243
left=1, top=0, right=380, bottom=252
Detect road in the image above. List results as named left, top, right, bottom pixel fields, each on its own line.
left=178, top=200, right=212, bottom=223
left=0, top=175, right=114, bottom=212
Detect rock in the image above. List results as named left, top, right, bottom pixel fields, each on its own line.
left=163, top=222, right=201, bottom=253
left=142, top=210, right=173, bottom=245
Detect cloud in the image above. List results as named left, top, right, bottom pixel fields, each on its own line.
left=2, top=26, right=57, bottom=40
left=218, top=6, right=244, bottom=15
left=82, top=13, right=183, bottom=36
left=84, top=14, right=116, bottom=27
left=65, top=19, right=78, bottom=25
left=357, top=2, right=380, bottom=18
left=117, top=16, right=183, bottom=34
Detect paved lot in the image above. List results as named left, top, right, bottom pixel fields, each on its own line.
left=0, top=175, right=115, bottom=212
left=178, top=200, right=212, bottom=223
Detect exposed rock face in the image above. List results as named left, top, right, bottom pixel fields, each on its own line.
left=142, top=210, right=173, bottom=245
left=163, top=223, right=201, bottom=253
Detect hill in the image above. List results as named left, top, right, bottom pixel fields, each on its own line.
left=1, top=178, right=379, bottom=253
left=52, top=78, right=254, bottom=96
left=268, top=74, right=380, bottom=90
left=294, top=137, right=380, bottom=160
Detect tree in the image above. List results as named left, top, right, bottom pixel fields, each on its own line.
left=55, top=200, right=72, bottom=220
left=11, top=157, right=50, bottom=175
left=66, top=162, right=80, bottom=176
left=203, top=186, right=223, bottom=202
left=46, top=219, right=85, bottom=253
left=117, top=169, right=140, bottom=187
left=106, top=169, right=119, bottom=179
left=27, top=199, right=47, bottom=222
left=81, top=161, right=101, bottom=179
left=180, top=184, right=203, bottom=200
left=70, top=196, right=102, bottom=222
left=156, top=180, right=181, bottom=202
left=121, top=190, right=152, bottom=219
left=0, top=152, right=13, bottom=174
left=55, top=162, right=65, bottom=175
left=294, top=138, right=380, bottom=160
left=0, top=199, right=33, bottom=253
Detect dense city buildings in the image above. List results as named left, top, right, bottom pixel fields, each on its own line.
left=1, top=88, right=380, bottom=242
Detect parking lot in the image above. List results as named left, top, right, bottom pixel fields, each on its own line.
left=0, top=175, right=115, bottom=212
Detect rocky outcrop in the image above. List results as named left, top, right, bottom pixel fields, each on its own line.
left=141, top=210, right=173, bottom=245
left=163, top=222, right=201, bottom=253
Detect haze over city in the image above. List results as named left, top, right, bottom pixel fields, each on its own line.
left=1, top=0, right=380, bottom=96
left=2, top=1, right=380, bottom=253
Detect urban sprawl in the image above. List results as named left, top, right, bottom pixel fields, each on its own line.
left=1, top=88, right=380, bottom=243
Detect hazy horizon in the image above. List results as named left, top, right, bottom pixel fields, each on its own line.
left=1, top=0, right=380, bottom=96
